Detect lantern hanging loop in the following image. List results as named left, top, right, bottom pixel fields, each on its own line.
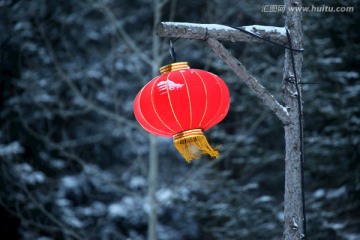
left=169, top=38, right=178, bottom=63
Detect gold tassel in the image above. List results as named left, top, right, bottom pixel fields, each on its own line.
left=173, top=129, right=219, bottom=163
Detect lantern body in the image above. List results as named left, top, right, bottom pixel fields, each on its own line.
left=133, top=62, right=230, bottom=162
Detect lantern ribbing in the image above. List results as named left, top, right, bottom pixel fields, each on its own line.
left=133, top=62, right=230, bottom=162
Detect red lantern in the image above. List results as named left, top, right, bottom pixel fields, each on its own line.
left=133, top=62, right=230, bottom=163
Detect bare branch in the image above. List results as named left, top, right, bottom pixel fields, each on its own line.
left=87, top=0, right=153, bottom=65
left=36, top=21, right=140, bottom=130
left=206, top=38, right=291, bottom=125
left=19, top=184, right=84, bottom=240
left=0, top=160, right=84, bottom=240
left=157, top=22, right=287, bottom=44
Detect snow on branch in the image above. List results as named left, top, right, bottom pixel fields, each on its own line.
left=157, top=22, right=287, bottom=44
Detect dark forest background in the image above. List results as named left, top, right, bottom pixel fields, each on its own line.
left=0, top=0, right=359, bottom=239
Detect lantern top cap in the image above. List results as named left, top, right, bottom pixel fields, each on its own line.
left=159, top=62, right=189, bottom=74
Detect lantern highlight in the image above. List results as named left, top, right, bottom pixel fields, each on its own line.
left=133, top=62, right=230, bottom=163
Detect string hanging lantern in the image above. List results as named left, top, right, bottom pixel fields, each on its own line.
left=133, top=62, right=230, bottom=163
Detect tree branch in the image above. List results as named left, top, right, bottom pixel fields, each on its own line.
left=205, top=38, right=291, bottom=125
left=157, top=22, right=287, bottom=44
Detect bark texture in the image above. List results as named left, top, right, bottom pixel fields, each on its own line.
left=283, top=0, right=306, bottom=239
left=157, top=22, right=287, bottom=44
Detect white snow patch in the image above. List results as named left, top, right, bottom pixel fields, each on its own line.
left=143, top=201, right=150, bottom=214
left=213, top=203, right=228, bottom=210
left=255, top=195, right=274, bottom=203
left=0, top=141, right=24, bottom=157
left=244, top=25, right=286, bottom=36
left=129, top=176, right=146, bottom=189
left=56, top=198, right=71, bottom=207
left=87, top=31, right=100, bottom=40
left=96, top=91, right=111, bottom=102
left=81, top=202, right=106, bottom=216
left=242, top=182, right=259, bottom=191
left=177, top=186, right=190, bottom=201
left=343, top=232, right=360, bottom=240
left=323, top=222, right=346, bottom=230
left=335, top=71, right=359, bottom=79
left=345, top=84, right=360, bottom=97
left=345, top=71, right=359, bottom=78
left=277, top=211, right=284, bottom=221
left=318, top=57, right=343, bottom=65
left=87, top=69, right=102, bottom=79
left=280, top=104, right=289, bottom=116
left=108, top=197, right=137, bottom=218
left=39, top=152, right=66, bottom=169
left=115, top=59, right=125, bottom=70
left=50, top=159, right=66, bottom=169
left=108, top=202, right=127, bottom=217
left=38, top=78, right=48, bottom=87
left=63, top=214, right=83, bottom=228
left=73, top=96, right=86, bottom=107
left=292, top=218, right=298, bottom=228
left=157, top=189, right=174, bottom=205
left=34, top=93, right=55, bottom=103
left=313, top=189, right=325, bottom=199
left=163, top=22, right=285, bottom=35
left=13, top=163, right=46, bottom=185
left=202, top=24, right=234, bottom=31
left=61, top=176, right=79, bottom=189
left=239, top=208, right=249, bottom=215
left=164, top=22, right=233, bottom=31
left=326, top=186, right=346, bottom=199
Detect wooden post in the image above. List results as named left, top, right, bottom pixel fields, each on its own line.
left=283, top=0, right=306, bottom=239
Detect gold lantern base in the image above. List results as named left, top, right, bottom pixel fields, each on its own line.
left=173, top=129, right=219, bottom=163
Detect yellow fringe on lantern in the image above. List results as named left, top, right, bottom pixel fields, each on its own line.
left=173, top=129, right=219, bottom=163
